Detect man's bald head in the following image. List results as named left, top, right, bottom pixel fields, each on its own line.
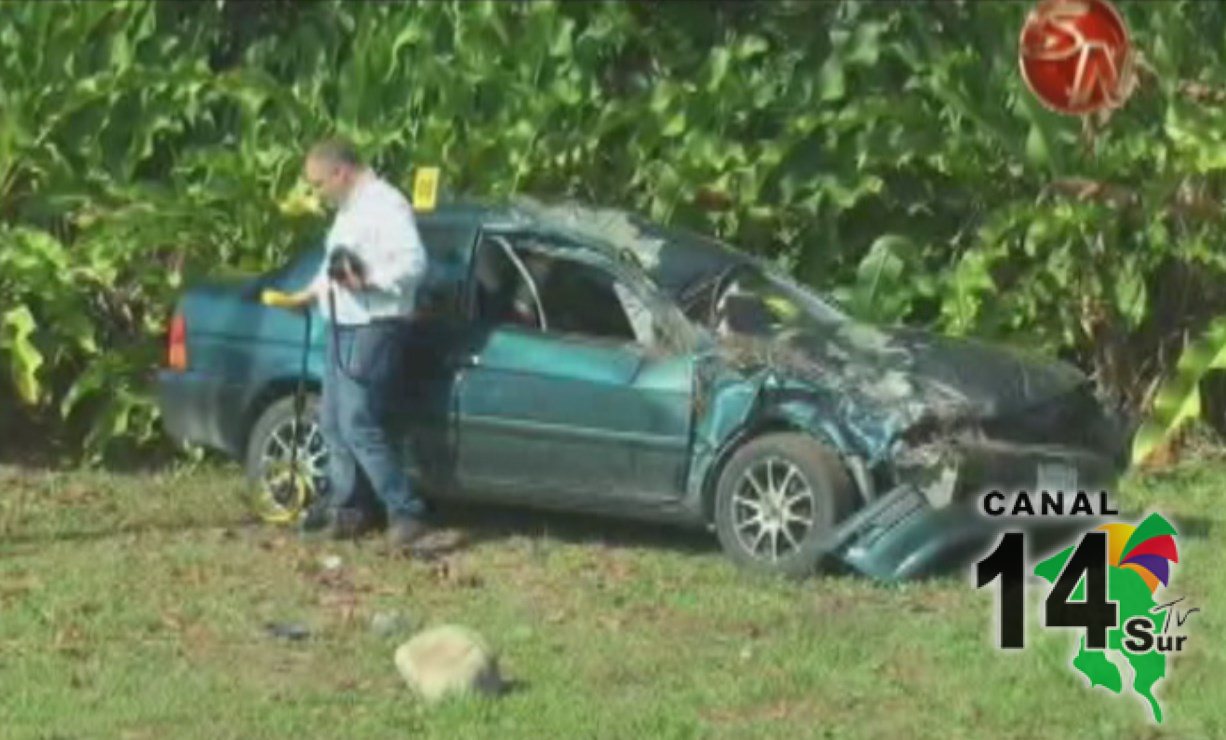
left=308, top=137, right=363, bottom=168
left=305, top=137, right=366, bottom=207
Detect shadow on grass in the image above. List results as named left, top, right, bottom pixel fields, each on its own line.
left=424, top=500, right=718, bottom=556
left=0, top=421, right=228, bottom=477
left=0, top=495, right=716, bottom=562
left=0, top=514, right=260, bottom=554
left=1174, top=516, right=1215, bottom=539
left=12, top=475, right=1210, bottom=588
left=497, top=677, right=530, bottom=697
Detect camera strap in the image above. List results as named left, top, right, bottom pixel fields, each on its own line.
left=327, top=282, right=351, bottom=380
left=327, top=281, right=385, bottom=383
left=326, top=274, right=408, bottom=385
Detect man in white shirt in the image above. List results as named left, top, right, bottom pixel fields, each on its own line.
left=277, top=138, right=431, bottom=548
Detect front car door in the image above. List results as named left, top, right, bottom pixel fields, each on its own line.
left=393, top=217, right=477, bottom=495
left=450, top=229, right=695, bottom=509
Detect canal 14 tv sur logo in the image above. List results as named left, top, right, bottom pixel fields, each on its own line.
left=973, top=487, right=1197, bottom=724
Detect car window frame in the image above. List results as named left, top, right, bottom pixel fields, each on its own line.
left=415, top=219, right=479, bottom=318
left=487, top=233, right=551, bottom=333
left=464, top=227, right=688, bottom=355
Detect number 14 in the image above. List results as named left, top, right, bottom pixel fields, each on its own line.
left=976, top=531, right=1119, bottom=649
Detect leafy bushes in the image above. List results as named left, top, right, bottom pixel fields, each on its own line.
left=2, top=0, right=1225, bottom=464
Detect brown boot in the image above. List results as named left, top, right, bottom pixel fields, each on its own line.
left=327, top=508, right=379, bottom=540
left=386, top=516, right=431, bottom=550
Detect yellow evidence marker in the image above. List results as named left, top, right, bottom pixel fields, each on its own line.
left=413, top=166, right=440, bottom=212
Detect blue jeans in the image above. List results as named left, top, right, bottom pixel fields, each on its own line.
left=320, top=320, right=424, bottom=521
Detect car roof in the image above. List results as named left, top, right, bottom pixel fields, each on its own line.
left=424, top=197, right=750, bottom=295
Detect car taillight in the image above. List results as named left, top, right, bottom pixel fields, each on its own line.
left=167, top=312, right=188, bottom=370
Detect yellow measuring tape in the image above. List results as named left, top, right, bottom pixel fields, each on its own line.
left=260, top=289, right=298, bottom=309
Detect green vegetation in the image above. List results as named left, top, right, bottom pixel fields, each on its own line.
left=2, top=4, right=1221, bottom=734
left=3, top=0, right=1226, bottom=462
left=0, top=461, right=1222, bottom=738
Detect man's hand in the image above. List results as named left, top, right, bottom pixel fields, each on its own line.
left=336, top=267, right=366, bottom=292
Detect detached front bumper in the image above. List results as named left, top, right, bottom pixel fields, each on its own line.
left=829, top=440, right=1124, bottom=581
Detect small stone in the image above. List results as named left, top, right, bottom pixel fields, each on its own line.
left=265, top=621, right=311, bottom=641
left=321, top=555, right=343, bottom=571
left=394, top=625, right=503, bottom=703
left=370, top=610, right=411, bottom=637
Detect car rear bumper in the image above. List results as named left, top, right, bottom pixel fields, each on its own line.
left=156, top=368, right=247, bottom=457
left=831, top=441, right=1123, bottom=581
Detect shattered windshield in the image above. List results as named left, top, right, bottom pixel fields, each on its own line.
left=700, top=262, right=849, bottom=338
left=652, top=234, right=848, bottom=338
left=508, top=197, right=849, bottom=336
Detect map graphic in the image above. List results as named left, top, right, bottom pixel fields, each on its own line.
left=1033, top=513, right=1179, bottom=723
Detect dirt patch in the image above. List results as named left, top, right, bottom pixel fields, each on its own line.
left=703, top=696, right=828, bottom=727
left=0, top=571, right=42, bottom=607
left=880, top=641, right=934, bottom=691
left=897, top=583, right=973, bottom=615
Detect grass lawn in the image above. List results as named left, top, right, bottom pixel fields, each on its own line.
left=0, top=458, right=1222, bottom=739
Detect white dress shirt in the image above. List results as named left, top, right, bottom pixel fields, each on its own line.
left=310, top=171, right=428, bottom=325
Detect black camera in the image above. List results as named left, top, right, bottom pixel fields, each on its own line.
left=327, top=246, right=366, bottom=284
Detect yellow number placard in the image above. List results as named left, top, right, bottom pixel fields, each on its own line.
left=413, top=166, right=440, bottom=211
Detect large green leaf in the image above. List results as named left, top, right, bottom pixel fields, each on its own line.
left=0, top=305, right=44, bottom=405
left=817, top=57, right=846, bottom=102
left=1132, top=317, right=1226, bottom=466
left=941, top=249, right=998, bottom=336
left=843, top=234, right=921, bottom=323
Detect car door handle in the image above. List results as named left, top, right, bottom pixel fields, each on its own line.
left=451, top=354, right=481, bottom=368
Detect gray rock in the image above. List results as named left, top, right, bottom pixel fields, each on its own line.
left=394, top=625, right=503, bottom=703
left=264, top=621, right=311, bottom=641
left=370, top=610, right=412, bottom=637
left=320, top=554, right=343, bottom=571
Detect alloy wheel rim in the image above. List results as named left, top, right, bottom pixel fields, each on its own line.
left=731, top=457, right=817, bottom=562
left=260, top=418, right=328, bottom=505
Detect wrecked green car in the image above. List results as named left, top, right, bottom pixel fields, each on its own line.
left=157, top=198, right=1132, bottom=579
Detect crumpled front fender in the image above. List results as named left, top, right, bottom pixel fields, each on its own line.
left=684, top=358, right=891, bottom=516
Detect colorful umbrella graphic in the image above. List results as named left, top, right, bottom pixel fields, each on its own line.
left=1096, top=513, right=1179, bottom=593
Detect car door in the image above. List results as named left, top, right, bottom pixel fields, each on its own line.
left=394, top=218, right=477, bottom=494
left=450, top=230, right=693, bottom=506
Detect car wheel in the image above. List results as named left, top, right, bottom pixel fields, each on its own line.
left=714, top=432, right=855, bottom=579
left=244, top=395, right=328, bottom=524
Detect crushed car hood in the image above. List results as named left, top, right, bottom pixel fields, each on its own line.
left=867, top=326, right=1088, bottom=416
left=715, top=322, right=1091, bottom=457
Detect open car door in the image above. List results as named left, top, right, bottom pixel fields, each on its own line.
left=449, top=230, right=693, bottom=508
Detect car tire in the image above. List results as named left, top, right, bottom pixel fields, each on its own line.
left=714, top=432, right=855, bottom=579
left=244, top=394, right=327, bottom=521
